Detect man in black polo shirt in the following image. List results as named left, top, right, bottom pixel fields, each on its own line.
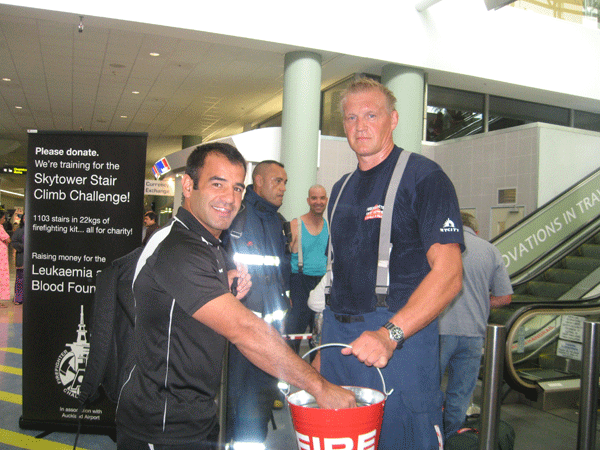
left=116, top=143, right=355, bottom=449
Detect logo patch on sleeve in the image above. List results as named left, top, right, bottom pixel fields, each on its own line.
left=440, top=218, right=460, bottom=233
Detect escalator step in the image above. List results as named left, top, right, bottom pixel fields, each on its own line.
left=543, top=268, right=588, bottom=285
left=527, top=281, right=572, bottom=298
left=488, top=307, right=516, bottom=324
left=511, top=294, right=555, bottom=303
left=563, top=256, right=600, bottom=272
left=580, top=244, right=600, bottom=259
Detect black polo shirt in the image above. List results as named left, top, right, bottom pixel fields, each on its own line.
left=117, top=207, right=230, bottom=444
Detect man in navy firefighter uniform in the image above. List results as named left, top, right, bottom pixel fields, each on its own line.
left=319, top=77, right=464, bottom=450
left=224, top=160, right=292, bottom=446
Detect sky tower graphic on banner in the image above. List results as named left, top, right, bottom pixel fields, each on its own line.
left=55, top=305, right=90, bottom=399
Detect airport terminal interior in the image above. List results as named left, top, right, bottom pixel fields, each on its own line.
left=1, top=0, right=600, bottom=449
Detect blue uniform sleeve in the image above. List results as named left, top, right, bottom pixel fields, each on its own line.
left=414, top=169, right=465, bottom=253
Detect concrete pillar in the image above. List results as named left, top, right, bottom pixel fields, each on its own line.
left=382, top=65, right=425, bottom=154
left=280, top=51, right=322, bottom=220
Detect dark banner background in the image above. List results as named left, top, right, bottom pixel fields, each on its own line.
left=20, top=131, right=147, bottom=432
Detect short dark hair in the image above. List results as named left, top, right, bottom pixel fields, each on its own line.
left=144, top=211, right=158, bottom=222
left=185, top=142, right=247, bottom=189
left=252, top=160, right=284, bottom=184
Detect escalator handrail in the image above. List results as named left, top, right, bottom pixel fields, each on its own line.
left=492, top=167, right=600, bottom=280
left=501, top=297, right=600, bottom=400
left=509, top=215, right=600, bottom=287
left=493, top=165, right=600, bottom=244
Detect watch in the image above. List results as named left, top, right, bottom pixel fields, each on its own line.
left=383, top=322, right=405, bottom=349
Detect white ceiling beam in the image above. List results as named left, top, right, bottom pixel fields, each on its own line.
left=415, top=0, right=444, bottom=12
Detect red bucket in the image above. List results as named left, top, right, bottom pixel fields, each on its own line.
left=286, top=343, right=391, bottom=450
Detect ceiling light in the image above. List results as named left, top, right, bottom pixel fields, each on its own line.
left=132, top=91, right=140, bottom=94
left=0, top=189, right=24, bottom=197
left=2, top=78, right=11, bottom=82
left=15, top=106, right=22, bottom=109
left=120, top=115, right=128, bottom=118
left=149, top=52, right=160, bottom=57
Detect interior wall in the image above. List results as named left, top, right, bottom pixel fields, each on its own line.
left=537, top=124, right=600, bottom=205
left=316, top=136, right=356, bottom=201
left=423, top=125, right=540, bottom=240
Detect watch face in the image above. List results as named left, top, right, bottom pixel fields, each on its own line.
left=390, top=328, right=402, bottom=342
left=385, top=322, right=404, bottom=343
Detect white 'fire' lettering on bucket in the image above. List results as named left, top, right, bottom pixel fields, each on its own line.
left=295, top=429, right=377, bottom=450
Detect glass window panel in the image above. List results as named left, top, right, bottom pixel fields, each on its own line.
left=574, top=110, right=600, bottom=132
left=426, top=86, right=484, bottom=141
left=257, top=112, right=282, bottom=129
left=489, top=96, right=570, bottom=126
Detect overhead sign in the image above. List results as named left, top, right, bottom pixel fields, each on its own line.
left=151, top=157, right=171, bottom=179
left=3, top=165, right=27, bottom=174
left=144, top=179, right=175, bottom=196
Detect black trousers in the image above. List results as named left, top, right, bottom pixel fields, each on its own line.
left=116, top=425, right=219, bottom=450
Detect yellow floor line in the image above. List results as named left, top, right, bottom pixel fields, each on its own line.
left=0, top=348, right=22, bottom=354
left=0, top=365, right=22, bottom=376
left=0, top=390, right=22, bottom=404
left=0, top=428, right=90, bottom=450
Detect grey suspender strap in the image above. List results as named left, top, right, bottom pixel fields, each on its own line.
left=324, top=171, right=355, bottom=295
left=297, top=218, right=303, bottom=273
left=375, top=149, right=411, bottom=305
left=325, top=150, right=412, bottom=305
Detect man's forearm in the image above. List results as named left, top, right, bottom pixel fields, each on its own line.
left=388, top=243, right=462, bottom=338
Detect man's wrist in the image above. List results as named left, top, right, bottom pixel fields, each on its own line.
left=383, top=322, right=405, bottom=349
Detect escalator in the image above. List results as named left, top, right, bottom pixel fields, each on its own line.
left=487, top=167, right=600, bottom=403
left=429, top=112, right=505, bottom=142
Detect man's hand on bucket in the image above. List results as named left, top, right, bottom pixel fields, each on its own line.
left=315, top=382, right=357, bottom=409
left=341, top=328, right=395, bottom=368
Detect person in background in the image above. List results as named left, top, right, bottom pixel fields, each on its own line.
left=10, top=215, right=24, bottom=305
left=115, top=143, right=355, bottom=450
left=142, top=210, right=159, bottom=245
left=2, top=212, right=13, bottom=235
left=286, top=184, right=329, bottom=354
left=223, top=159, right=292, bottom=446
left=319, top=77, right=464, bottom=449
left=439, top=212, right=512, bottom=439
left=0, top=214, right=11, bottom=308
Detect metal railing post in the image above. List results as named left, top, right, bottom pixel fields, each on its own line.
left=218, top=342, right=230, bottom=449
left=479, top=324, right=506, bottom=450
left=577, top=321, right=600, bottom=450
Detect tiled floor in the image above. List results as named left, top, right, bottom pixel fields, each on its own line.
left=1, top=262, right=598, bottom=449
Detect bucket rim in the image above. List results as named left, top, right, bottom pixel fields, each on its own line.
left=286, top=343, right=394, bottom=397
left=287, top=385, right=387, bottom=408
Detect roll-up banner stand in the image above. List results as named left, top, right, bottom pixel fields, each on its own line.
left=19, top=131, right=147, bottom=435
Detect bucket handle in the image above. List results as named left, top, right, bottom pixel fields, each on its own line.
left=283, top=343, right=394, bottom=397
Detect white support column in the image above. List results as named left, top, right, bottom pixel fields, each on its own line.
left=280, top=51, right=322, bottom=220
